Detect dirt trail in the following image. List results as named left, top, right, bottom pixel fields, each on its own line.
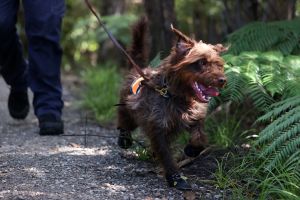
left=0, top=77, right=224, bottom=200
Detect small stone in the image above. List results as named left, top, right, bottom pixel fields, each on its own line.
left=123, top=195, right=130, bottom=200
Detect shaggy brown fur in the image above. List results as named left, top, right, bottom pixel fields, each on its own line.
left=117, top=17, right=227, bottom=189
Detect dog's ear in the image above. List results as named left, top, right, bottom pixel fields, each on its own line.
left=213, top=44, right=228, bottom=54
left=176, top=39, right=193, bottom=56
left=171, top=24, right=194, bottom=56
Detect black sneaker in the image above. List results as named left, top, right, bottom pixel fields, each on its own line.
left=166, top=173, right=192, bottom=191
left=8, top=89, right=29, bottom=120
left=117, top=129, right=133, bottom=149
left=38, top=114, right=64, bottom=135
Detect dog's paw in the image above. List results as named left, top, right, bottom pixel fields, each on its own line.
left=118, top=131, right=133, bottom=149
left=166, top=173, right=192, bottom=191
left=184, top=144, right=203, bottom=157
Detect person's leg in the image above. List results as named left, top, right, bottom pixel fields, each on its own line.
left=0, top=0, right=29, bottom=119
left=23, top=0, right=65, bottom=134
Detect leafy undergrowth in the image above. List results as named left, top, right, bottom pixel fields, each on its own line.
left=214, top=150, right=300, bottom=199
left=81, top=63, right=121, bottom=125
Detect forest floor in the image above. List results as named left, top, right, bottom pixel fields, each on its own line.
left=0, top=76, right=226, bottom=200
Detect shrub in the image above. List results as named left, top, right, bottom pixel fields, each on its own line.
left=81, top=64, right=121, bottom=124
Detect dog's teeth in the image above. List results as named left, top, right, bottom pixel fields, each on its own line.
left=204, top=96, right=211, bottom=101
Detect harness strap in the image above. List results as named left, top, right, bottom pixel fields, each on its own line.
left=131, top=77, right=144, bottom=95
left=130, top=77, right=171, bottom=98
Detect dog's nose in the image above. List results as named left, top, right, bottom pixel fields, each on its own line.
left=218, top=77, right=227, bottom=85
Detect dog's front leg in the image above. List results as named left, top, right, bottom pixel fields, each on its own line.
left=184, top=124, right=208, bottom=157
left=146, top=127, right=192, bottom=190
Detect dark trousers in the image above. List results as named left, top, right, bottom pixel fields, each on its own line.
left=0, top=0, right=65, bottom=118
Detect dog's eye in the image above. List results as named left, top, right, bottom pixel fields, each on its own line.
left=198, top=59, right=207, bottom=66
left=189, top=59, right=207, bottom=71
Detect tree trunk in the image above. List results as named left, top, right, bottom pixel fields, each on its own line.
left=262, top=0, right=297, bottom=21
left=287, top=0, right=296, bottom=20
left=143, top=0, right=177, bottom=59
left=99, top=0, right=126, bottom=15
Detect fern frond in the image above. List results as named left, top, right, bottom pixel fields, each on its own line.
left=256, top=96, right=300, bottom=123
left=223, top=70, right=247, bottom=103
left=213, top=51, right=300, bottom=113
left=284, top=151, right=300, bottom=172
left=247, top=81, right=275, bottom=110
left=227, top=19, right=300, bottom=55
left=266, top=136, right=300, bottom=170
left=260, top=122, right=300, bottom=157
left=256, top=108, right=300, bottom=145
left=208, top=68, right=248, bottom=111
left=255, top=95, right=300, bottom=171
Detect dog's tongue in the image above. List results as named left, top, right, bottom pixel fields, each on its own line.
left=198, top=83, right=219, bottom=97
left=203, top=87, right=219, bottom=97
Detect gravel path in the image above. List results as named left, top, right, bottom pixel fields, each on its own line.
left=0, top=77, right=224, bottom=200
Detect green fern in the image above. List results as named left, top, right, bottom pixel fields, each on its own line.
left=256, top=96, right=300, bottom=123
left=211, top=19, right=300, bottom=198
left=227, top=18, right=300, bottom=55
left=255, top=96, right=300, bottom=170
left=210, top=51, right=298, bottom=112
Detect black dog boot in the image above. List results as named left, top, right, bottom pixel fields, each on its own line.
left=184, top=144, right=203, bottom=157
left=118, top=129, right=133, bottom=149
left=166, top=173, right=192, bottom=191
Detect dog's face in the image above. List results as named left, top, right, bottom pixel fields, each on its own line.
left=167, top=27, right=227, bottom=103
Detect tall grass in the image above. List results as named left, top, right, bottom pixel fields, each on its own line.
left=214, top=151, right=300, bottom=199
left=81, top=64, right=121, bottom=124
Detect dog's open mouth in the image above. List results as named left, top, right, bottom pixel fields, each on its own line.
left=192, top=82, right=219, bottom=103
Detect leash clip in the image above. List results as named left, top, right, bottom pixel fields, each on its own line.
left=155, top=87, right=169, bottom=98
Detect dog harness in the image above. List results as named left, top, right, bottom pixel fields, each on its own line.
left=130, top=77, right=171, bottom=98
left=130, top=77, right=144, bottom=95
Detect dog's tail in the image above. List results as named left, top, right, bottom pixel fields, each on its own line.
left=128, top=16, right=149, bottom=68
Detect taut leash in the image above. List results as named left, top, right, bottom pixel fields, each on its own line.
left=84, top=0, right=149, bottom=82
left=84, top=0, right=171, bottom=99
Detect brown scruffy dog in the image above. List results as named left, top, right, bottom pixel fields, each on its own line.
left=117, top=17, right=227, bottom=190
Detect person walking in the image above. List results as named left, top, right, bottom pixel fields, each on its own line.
left=0, top=0, right=65, bottom=135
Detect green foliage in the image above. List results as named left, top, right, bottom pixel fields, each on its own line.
left=215, top=152, right=300, bottom=199
left=81, top=64, right=121, bottom=124
left=97, top=15, right=137, bottom=45
left=134, top=145, right=151, bottom=161
left=209, top=51, right=300, bottom=112
left=149, top=53, right=162, bottom=68
left=214, top=154, right=252, bottom=199
left=210, top=51, right=300, bottom=198
left=227, top=18, right=300, bottom=55
left=175, top=0, right=223, bottom=34
left=205, top=112, right=251, bottom=148
left=211, top=20, right=300, bottom=199
left=62, top=13, right=137, bottom=67
left=255, top=96, right=300, bottom=171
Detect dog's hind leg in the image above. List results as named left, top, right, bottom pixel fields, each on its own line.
left=117, top=105, right=137, bottom=149
left=184, top=125, right=208, bottom=157
left=147, top=128, right=192, bottom=190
